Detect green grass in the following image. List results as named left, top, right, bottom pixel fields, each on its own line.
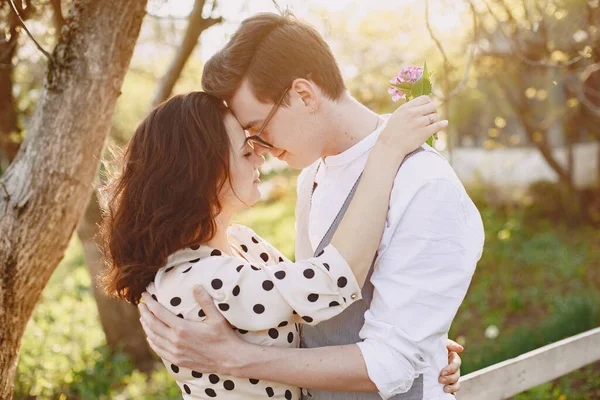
left=14, top=180, right=600, bottom=399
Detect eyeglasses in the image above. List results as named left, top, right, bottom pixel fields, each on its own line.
left=244, top=73, right=312, bottom=150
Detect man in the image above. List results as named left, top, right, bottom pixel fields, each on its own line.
left=139, top=11, right=484, bottom=399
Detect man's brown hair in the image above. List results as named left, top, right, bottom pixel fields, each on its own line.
left=202, top=11, right=346, bottom=104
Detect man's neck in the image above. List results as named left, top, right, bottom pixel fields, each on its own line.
left=321, top=94, right=380, bottom=158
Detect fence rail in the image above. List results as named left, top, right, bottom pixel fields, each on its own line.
left=456, top=327, right=600, bottom=399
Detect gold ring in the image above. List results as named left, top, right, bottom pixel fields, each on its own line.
left=428, top=114, right=434, bottom=125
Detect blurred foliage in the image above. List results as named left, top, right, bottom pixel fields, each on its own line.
left=15, top=177, right=600, bottom=399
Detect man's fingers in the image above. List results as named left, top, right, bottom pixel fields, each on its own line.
left=444, top=381, right=460, bottom=395
left=193, top=285, right=225, bottom=321
left=447, top=339, right=465, bottom=353
left=147, top=336, right=177, bottom=366
left=141, top=291, right=181, bottom=328
left=441, top=351, right=462, bottom=376
left=138, top=302, right=174, bottom=343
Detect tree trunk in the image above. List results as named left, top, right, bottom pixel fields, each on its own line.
left=0, top=0, right=147, bottom=398
left=151, top=0, right=221, bottom=106
left=77, top=191, right=155, bottom=372
left=75, top=0, right=222, bottom=368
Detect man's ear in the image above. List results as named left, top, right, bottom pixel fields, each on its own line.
left=291, top=78, right=319, bottom=113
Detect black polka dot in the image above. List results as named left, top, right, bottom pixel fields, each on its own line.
left=205, top=388, right=217, bottom=397
left=189, top=258, right=201, bottom=263
left=192, top=370, right=202, bottom=378
left=190, top=244, right=200, bottom=250
left=317, top=249, right=325, bottom=257
left=170, top=297, right=181, bottom=307
left=302, top=316, right=313, bottom=323
left=323, top=263, right=330, bottom=271
left=252, top=236, right=259, bottom=243
left=165, top=266, right=174, bottom=273
left=260, top=252, right=269, bottom=262
left=177, top=313, right=183, bottom=319
left=211, top=279, right=223, bottom=290
left=266, top=387, right=275, bottom=397
left=209, top=374, right=220, bottom=384
left=337, top=277, right=348, bottom=288
left=329, top=301, right=340, bottom=307
left=223, top=380, right=235, bottom=390
left=287, top=332, right=294, bottom=343
left=285, top=389, right=293, bottom=399
left=249, top=378, right=259, bottom=384
left=183, top=384, right=191, bottom=394
left=268, top=328, right=279, bottom=339
left=292, top=310, right=297, bottom=315
left=241, top=244, right=248, bottom=252
left=171, top=364, right=179, bottom=373
left=253, top=304, right=265, bottom=314
left=236, top=264, right=244, bottom=272
left=278, top=321, right=288, bottom=327
left=198, top=309, right=205, bottom=318
left=251, top=265, right=260, bottom=270
left=343, top=297, right=347, bottom=303
left=274, top=271, right=286, bottom=280
left=182, top=266, right=192, bottom=273
left=303, top=269, right=315, bottom=279
left=308, top=293, right=319, bottom=302
left=279, top=257, right=284, bottom=262
left=232, top=285, right=240, bottom=296
left=218, top=303, right=230, bottom=311
left=151, top=294, right=158, bottom=301
left=238, top=329, right=248, bottom=334
left=211, top=249, right=222, bottom=256
left=262, top=280, right=274, bottom=291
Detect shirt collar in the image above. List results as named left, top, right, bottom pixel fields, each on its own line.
left=322, top=114, right=391, bottom=167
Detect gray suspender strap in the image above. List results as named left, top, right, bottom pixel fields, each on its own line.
left=313, top=147, right=424, bottom=257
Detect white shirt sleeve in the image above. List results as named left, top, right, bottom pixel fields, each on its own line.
left=356, top=177, right=484, bottom=399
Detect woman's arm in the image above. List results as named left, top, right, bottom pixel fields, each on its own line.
left=331, top=95, right=447, bottom=286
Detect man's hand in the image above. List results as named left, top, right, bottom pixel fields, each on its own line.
left=138, top=286, right=246, bottom=374
left=439, top=339, right=463, bottom=394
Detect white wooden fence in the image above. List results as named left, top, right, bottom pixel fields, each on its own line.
left=456, top=327, right=600, bottom=399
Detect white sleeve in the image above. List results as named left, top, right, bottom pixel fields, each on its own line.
left=356, top=178, right=484, bottom=399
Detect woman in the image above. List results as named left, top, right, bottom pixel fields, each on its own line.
left=100, top=91, right=443, bottom=399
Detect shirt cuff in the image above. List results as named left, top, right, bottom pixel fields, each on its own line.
left=356, top=339, right=420, bottom=400
left=318, top=244, right=363, bottom=304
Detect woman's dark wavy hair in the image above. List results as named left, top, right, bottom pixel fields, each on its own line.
left=99, top=92, right=230, bottom=304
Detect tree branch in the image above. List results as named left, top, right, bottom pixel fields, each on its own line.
left=8, top=0, right=53, bottom=61
left=49, top=0, right=65, bottom=34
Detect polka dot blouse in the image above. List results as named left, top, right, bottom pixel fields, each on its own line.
left=146, top=224, right=362, bottom=399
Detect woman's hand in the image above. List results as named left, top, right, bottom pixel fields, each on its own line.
left=378, top=95, right=447, bottom=160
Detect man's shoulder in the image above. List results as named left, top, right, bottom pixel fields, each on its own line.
left=397, top=145, right=462, bottom=186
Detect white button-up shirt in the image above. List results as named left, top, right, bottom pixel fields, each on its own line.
left=295, top=115, right=485, bottom=400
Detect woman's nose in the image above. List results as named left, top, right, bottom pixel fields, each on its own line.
left=255, top=153, right=265, bottom=167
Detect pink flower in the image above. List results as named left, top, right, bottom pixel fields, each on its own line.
left=391, top=66, right=424, bottom=85
left=388, top=87, right=406, bottom=102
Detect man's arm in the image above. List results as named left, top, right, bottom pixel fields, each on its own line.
left=352, top=168, right=484, bottom=398
left=139, top=288, right=463, bottom=393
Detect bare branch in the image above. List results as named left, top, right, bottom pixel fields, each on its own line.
left=8, top=0, right=52, bottom=61
left=429, top=0, right=478, bottom=102
left=49, top=0, right=65, bottom=34
left=425, top=0, right=454, bottom=70
left=480, top=0, right=583, bottom=68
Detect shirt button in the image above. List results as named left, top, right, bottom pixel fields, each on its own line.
left=351, top=294, right=358, bottom=300
left=302, top=388, right=309, bottom=395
